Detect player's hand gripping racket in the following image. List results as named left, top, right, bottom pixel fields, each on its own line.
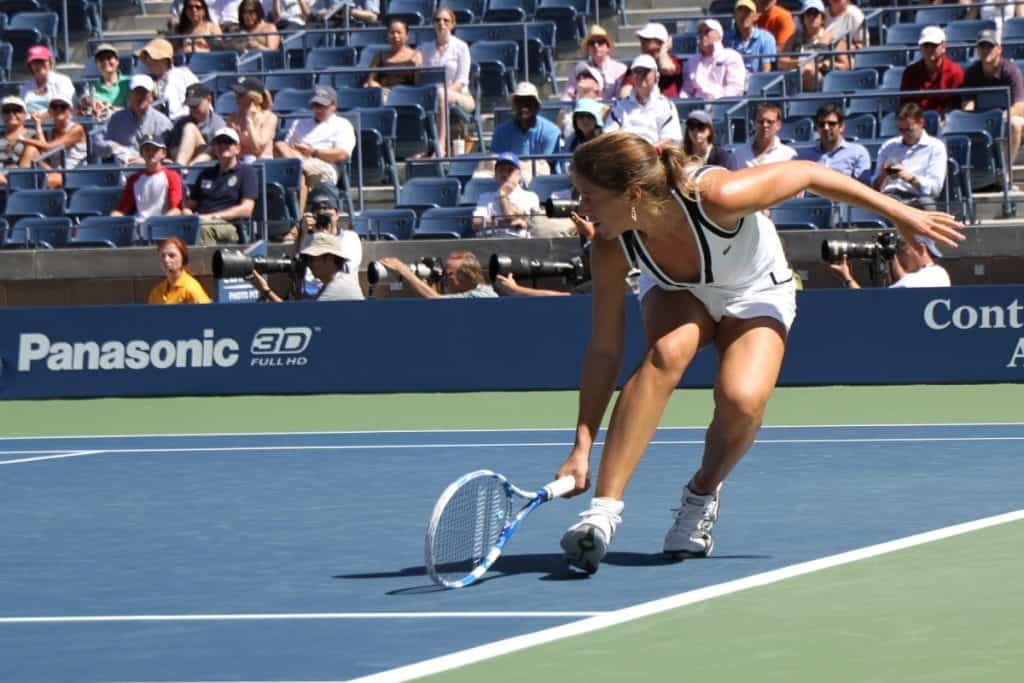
left=425, top=470, right=577, bottom=589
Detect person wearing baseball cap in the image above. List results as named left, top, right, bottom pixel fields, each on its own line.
left=93, top=73, right=173, bottom=166
left=167, top=82, right=226, bottom=166
left=683, top=109, right=738, bottom=170
left=227, top=77, right=278, bottom=162
left=472, top=151, right=542, bottom=238
left=0, top=97, right=38, bottom=187
left=19, top=44, right=76, bottom=116
left=724, top=0, right=778, bottom=73
left=964, top=29, right=1024, bottom=177
left=830, top=233, right=950, bottom=289
left=900, top=25, right=964, bottom=113
left=136, top=37, right=199, bottom=119
left=565, top=25, right=627, bottom=100
left=755, top=0, right=795, bottom=48
left=682, top=19, right=747, bottom=100
left=111, top=134, right=185, bottom=222
left=183, top=126, right=258, bottom=245
left=604, top=54, right=683, bottom=146
left=88, top=43, right=131, bottom=114
left=274, top=83, right=355, bottom=210
left=619, top=22, right=683, bottom=99
left=490, top=81, right=563, bottom=179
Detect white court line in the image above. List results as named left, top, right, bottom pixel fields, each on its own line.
left=0, top=450, right=101, bottom=465
left=3, top=436, right=1024, bottom=463
left=1, top=421, right=1022, bottom=441
left=347, top=509, right=1024, bottom=683
left=0, top=611, right=603, bottom=625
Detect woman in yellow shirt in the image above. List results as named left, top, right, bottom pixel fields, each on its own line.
left=147, top=236, right=212, bottom=304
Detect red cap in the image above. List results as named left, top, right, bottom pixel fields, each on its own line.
left=27, top=45, right=53, bottom=63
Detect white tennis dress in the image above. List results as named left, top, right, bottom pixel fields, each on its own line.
left=619, top=167, right=798, bottom=329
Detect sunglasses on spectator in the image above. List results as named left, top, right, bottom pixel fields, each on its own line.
left=817, top=119, right=840, bottom=128
left=187, top=3, right=204, bottom=8
left=2, top=107, right=23, bottom=114
left=213, top=136, right=236, bottom=145
left=632, top=67, right=652, bottom=77
left=588, top=38, right=608, bottom=46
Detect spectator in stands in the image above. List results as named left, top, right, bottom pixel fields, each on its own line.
left=227, top=77, right=278, bottom=161
left=20, top=45, right=76, bottom=116
left=112, top=135, right=185, bottom=221
left=563, top=25, right=627, bottom=101
left=318, top=0, right=379, bottom=26
left=825, top=0, right=865, bottom=50
left=418, top=6, right=475, bottom=156
left=0, top=97, right=39, bottom=186
left=683, top=109, right=737, bottom=170
left=725, top=0, right=778, bottom=73
left=963, top=29, right=1024, bottom=177
left=274, top=85, right=355, bottom=210
left=167, top=83, right=225, bottom=166
left=21, top=95, right=88, bottom=189
left=873, top=102, right=947, bottom=210
left=94, top=75, right=174, bottom=166
left=272, top=0, right=319, bottom=30
left=566, top=98, right=605, bottom=152
left=618, top=23, right=684, bottom=99
left=733, top=102, right=796, bottom=167
left=960, top=0, right=1023, bottom=30
left=175, top=0, right=223, bottom=54
left=900, top=26, right=964, bottom=114
left=379, top=251, right=498, bottom=298
left=682, top=19, right=747, bottom=100
left=149, top=237, right=213, bottom=304
left=778, top=0, right=850, bottom=93
left=490, top=82, right=563, bottom=178
left=236, top=0, right=282, bottom=51
left=136, top=38, right=199, bottom=120
left=829, top=235, right=950, bottom=288
left=558, top=65, right=607, bottom=139
left=756, top=0, right=796, bottom=48
left=365, top=19, right=423, bottom=98
left=184, top=127, right=258, bottom=245
left=472, top=152, right=542, bottom=238
left=605, top=55, right=683, bottom=147
left=85, top=43, right=130, bottom=120
left=797, top=104, right=870, bottom=182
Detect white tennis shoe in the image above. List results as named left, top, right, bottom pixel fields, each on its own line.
left=663, top=482, right=722, bottom=558
left=560, top=497, right=623, bottom=574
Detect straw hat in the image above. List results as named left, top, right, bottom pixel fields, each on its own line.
left=581, top=24, right=615, bottom=51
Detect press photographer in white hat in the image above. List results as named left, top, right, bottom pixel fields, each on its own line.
left=829, top=235, right=950, bottom=288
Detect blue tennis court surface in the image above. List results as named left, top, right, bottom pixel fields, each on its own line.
left=2, top=424, right=1022, bottom=682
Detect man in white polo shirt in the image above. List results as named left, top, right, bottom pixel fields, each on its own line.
left=733, top=102, right=796, bottom=167
left=274, top=84, right=356, bottom=210
left=603, top=54, right=682, bottom=147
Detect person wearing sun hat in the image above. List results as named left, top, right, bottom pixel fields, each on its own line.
left=136, top=37, right=199, bottom=119
left=490, top=81, right=564, bottom=178
left=619, top=22, right=683, bottom=99
left=94, top=74, right=173, bottom=165
left=724, top=0, right=777, bottom=73
left=0, top=96, right=40, bottom=186
left=899, top=25, right=964, bottom=113
left=682, top=18, right=747, bottom=100
left=19, top=45, right=76, bottom=115
left=562, top=24, right=627, bottom=100
left=605, top=54, right=683, bottom=146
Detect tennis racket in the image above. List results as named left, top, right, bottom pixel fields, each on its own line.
left=425, top=470, right=577, bottom=589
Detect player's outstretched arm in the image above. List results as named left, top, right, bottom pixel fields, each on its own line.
left=699, top=161, right=964, bottom=249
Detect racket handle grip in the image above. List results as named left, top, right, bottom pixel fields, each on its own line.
left=544, top=475, right=578, bottom=500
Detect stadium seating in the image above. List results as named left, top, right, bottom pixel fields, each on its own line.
left=70, top=216, right=136, bottom=247
left=13, top=217, right=72, bottom=248
left=527, top=174, right=572, bottom=203
left=188, top=50, right=240, bottom=75
left=143, top=215, right=201, bottom=245
left=66, top=186, right=124, bottom=222
left=384, top=0, right=435, bottom=26
left=387, top=84, right=440, bottom=158
left=5, top=189, right=66, bottom=224
left=471, top=40, right=520, bottom=109
left=352, top=208, right=418, bottom=240
left=396, top=177, right=462, bottom=216
left=459, top=177, right=500, bottom=205
left=770, top=197, right=834, bottom=230
left=413, top=206, right=477, bottom=239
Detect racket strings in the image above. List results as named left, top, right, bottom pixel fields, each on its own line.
left=431, top=477, right=511, bottom=582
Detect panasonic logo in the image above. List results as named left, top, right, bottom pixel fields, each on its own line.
left=923, top=299, right=1024, bottom=331
left=17, top=329, right=240, bottom=372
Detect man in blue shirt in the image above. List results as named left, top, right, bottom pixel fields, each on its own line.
left=184, top=127, right=258, bottom=245
left=873, top=102, right=947, bottom=211
left=797, top=104, right=871, bottom=183
left=489, top=81, right=563, bottom=178
left=724, top=0, right=777, bottom=73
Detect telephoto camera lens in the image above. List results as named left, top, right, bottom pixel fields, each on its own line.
left=366, top=258, right=443, bottom=286
left=213, top=249, right=301, bottom=278
left=489, top=254, right=587, bottom=283
left=821, top=231, right=898, bottom=263
left=545, top=197, right=581, bottom=219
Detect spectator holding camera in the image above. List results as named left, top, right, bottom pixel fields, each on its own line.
left=183, top=127, right=258, bottom=245
left=873, top=103, right=946, bottom=211
left=292, top=187, right=363, bottom=297
left=473, top=152, right=541, bottom=238
left=378, top=251, right=498, bottom=298
left=148, top=237, right=212, bottom=304
left=828, top=235, right=951, bottom=288
left=112, top=135, right=185, bottom=222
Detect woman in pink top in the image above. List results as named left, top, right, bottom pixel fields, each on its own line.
left=228, top=77, right=277, bottom=161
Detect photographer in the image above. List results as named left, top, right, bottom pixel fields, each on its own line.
left=249, top=232, right=362, bottom=301
left=828, top=235, right=950, bottom=288
left=377, top=251, right=497, bottom=298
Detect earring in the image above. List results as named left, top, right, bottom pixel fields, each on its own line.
left=631, top=206, right=638, bottom=223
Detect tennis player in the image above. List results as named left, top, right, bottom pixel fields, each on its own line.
left=557, top=131, right=963, bottom=573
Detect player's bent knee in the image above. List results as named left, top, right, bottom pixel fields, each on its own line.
left=714, top=384, right=770, bottom=424
left=647, top=334, right=698, bottom=377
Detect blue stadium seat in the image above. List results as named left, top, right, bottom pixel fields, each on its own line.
left=387, top=84, right=440, bottom=158
left=413, top=206, right=477, bottom=239
left=747, top=71, right=787, bottom=97
left=257, top=158, right=303, bottom=221
left=396, top=177, right=462, bottom=216
left=335, top=86, right=383, bottom=111
left=350, top=107, right=400, bottom=192
left=255, top=181, right=296, bottom=240
left=671, top=33, right=698, bottom=56
left=942, top=135, right=975, bottom=222
left=352, top=208, right=418, bottom=240
left=188, top=50, right=239, bottom=75
left=770, top=197, right=834, bottom=230
left=484, top=0, right=527, bottom=23
left=306, top=46, right=359, bottom=71
left=264, top=72, right=315, bottom=93
left=459, top=177, right=500, bottom=205
left=786, top=96, right=842, bottom=119
left=913, top=5, right=964, bottom=25
left=884, top=23, right=928, bottom=46
left=470, top=41, right=519, bottom=109
left=820, top=69, right=879, bottom=94
left=879, top=110, right=940, bottom=138
left=357, top=43, right=390, bottom=68
left=1, top=29, right=44, bottom=63
left=844, top=113, right=877, bottom=141
left=942, top=109, right=1005, bottom=190
left=1, top=218, right=28, bottom=248
left=452, top=24, right=505, bottom=45
left=4, top=188, right=66, bottom=223
left=844, top=205, right=890, bottom=229
left=273, top=88, right=316, bottom=113
left=1004, top=17, right=1024, bottom=42
left=15, top=216, right=72, bottom=248
left=214, top=90, right=237, bottom=115
left=0, top=41, right=11, bottom=81
left=527, top=174, right=572, bottom=203
left=778, top=117, right=815, bottom=143
left=384, top=0, right=434, bottom=25
left=8, top=11, right=58, bottom=49
left=71, top=215, right=136, bottom=247
left=944, top=19, right=997, bottom=44
left=447, top=0, right=486, bottom=23
left=526, top=21, right=557, bottom=90
left=534, top=5, right=584, bottom=49
left=66, top=186, right=124, bottom=222
left=63, top=166, right=124, bottom=192
left=880, top=66, right=907, bottom=91
left=346, top=28, right=387, bottom=50
left=143, top=215, right=201, bottom=245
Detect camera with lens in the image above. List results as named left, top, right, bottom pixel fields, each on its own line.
left=314, top=211, right=334, bottom=230
left=489, top=254, right=587, bottom=285
left=367, top=257, right=443, bottom=286
left=821, top=231, right=898, bottom=264
left=213, top=249, right=303, bottom=279
left=545, top=196, right=581, bottom=219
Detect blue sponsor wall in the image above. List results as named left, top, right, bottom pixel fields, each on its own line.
left=1, top=285, right=1023, bottom=399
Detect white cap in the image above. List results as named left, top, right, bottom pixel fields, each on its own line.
left=919, top=25, right=946, bottom=45
left=1, top=95, right=26, bottom=110
left=699, top=18, right=725, bottom=37
left=635, top=22, right=670, bottom=44
left=630, top=54, right=658, bottom=72
left=129, top=74, right=155, bottom=92
left=574, top=62, right=605, bottom=88
left=510, top=81, right=541, bottom=105
left=211, top=126, right=240, bottom=144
